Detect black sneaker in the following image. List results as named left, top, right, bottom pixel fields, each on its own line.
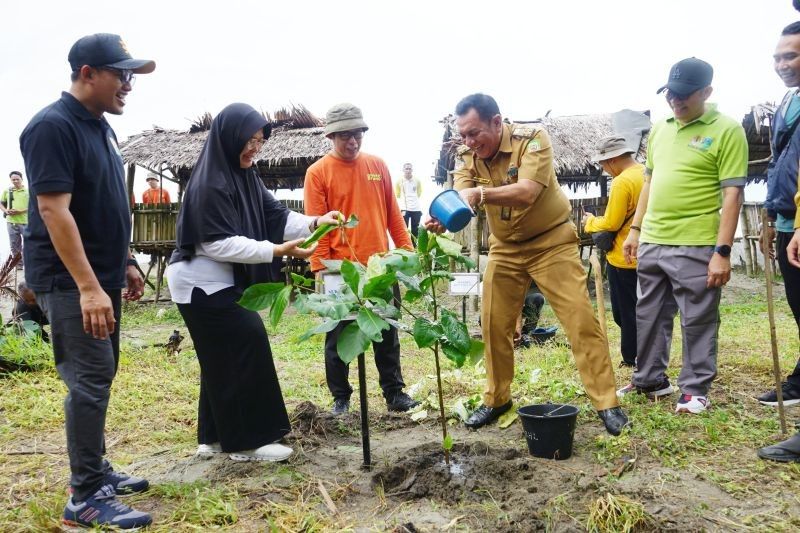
left=386, top=392, right=419, bottom=412
left=332, top=398, right=350, bottom=415
left=757, top=382, right=800, bottom=407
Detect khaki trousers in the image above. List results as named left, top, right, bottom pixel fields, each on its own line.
left=481, top=223, right=619, bottom=410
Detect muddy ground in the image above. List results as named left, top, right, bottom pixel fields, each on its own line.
left=123, top=400, right=790, bottom=532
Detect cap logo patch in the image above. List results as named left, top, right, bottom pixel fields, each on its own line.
left=119, top=38, right=130, bottom=55
left=672, top=68, right=681, bottom=79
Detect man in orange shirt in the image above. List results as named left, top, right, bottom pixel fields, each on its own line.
left=142, top=173, right=171, bottom=265
left=142, top=173, right=170, bottom=205
left=304, top=103, right=418, bottom=415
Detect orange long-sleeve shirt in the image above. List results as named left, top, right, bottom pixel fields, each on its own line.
left=142, top=188, right=171, bottom=204
left=304, top=152, right=412, bottom=272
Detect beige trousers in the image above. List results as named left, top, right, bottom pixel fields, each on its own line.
left=481, top=223, right=619, bottom=411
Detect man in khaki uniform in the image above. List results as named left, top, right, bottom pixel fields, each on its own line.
left=426, top=93, right=628, bottom=435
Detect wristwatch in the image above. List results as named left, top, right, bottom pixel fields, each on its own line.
left=714, top=245, right=731, bottom=258
left=126, top=258, right=138, bottom=267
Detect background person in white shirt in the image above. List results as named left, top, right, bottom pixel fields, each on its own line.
left=394, top=162, right=423, bottom=236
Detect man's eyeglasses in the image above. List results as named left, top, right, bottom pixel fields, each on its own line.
left=335, top=131, right=364, bottom=141
left=665, top=89, right=696, bottom=102
left=245, top=137, right=266, bottom=150
left=99, top=67, right=135, bottom=86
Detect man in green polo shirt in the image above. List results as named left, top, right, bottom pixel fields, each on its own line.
left=620, top=57, right=747, bottom=414
left=1, top=171, right=29, bottom=268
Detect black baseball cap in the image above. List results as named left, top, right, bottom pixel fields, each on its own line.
left=68, top=33, right=155, bottom=74
left=656, top=57, right=713, bottom=96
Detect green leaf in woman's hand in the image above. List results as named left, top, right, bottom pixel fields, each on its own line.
left=300, top=222, right=337, bottom=248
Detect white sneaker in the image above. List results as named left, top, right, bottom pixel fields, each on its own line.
left=675, top=394, right=709, bottom=414
left=229, top=443, right=293, bottom=462
left=196, top=442, right=223, bottom=456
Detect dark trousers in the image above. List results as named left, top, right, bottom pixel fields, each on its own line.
left=38, top=288, right=121, bottom=502
left=324, top=285, right=405, bottom=401
left=177, top=287, right=291, bottom=452
left=607, top=264, right=638, bottom=365
left=776, top=231, right=800, bottom=386
left=403, top=211, right=422, bottom=236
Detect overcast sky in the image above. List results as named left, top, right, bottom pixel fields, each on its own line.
left=1, top=0, right=798, bottom=256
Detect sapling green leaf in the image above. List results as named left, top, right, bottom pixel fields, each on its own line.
left=237, top=282, right=287, bottom=311
left=443, top=434, right=453, bottom=451
left=297, top=318, right=341, bottom=342
left=341, top=260, right=361, bottom=295
left=435, top=234, right=463, bottom=258
left=362, top=272, right=397, bottom=300
left=343, top=214, right=359, bottom=228
left=269, top=286, right=293, bottom=329
left=412, top=317, right=444, bottom=348
left=441, top=310, right=470, bottom=353
left=299, top=223, right=337, bottom=248
left=336, top=322, right=371, bottom=364
left=441, top=340, right=467, bottom=367
left=467, top=339, right=485, bottom=365
left=294, top=293, right=352, bottom=320
left=290, top=272, right=314, bottom=287
left=380, top=249, right=421, bottom=275
left=356, top=308, right=389, bottom=343
left=416, top=227, right=429, bottom=254
left=320, top=259, right=343, bottom=271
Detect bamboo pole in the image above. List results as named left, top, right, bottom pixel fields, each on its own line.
left=760, top=209, right=788, bottom=435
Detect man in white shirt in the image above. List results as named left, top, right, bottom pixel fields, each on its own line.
left=394, top=163, right=423, bottom=236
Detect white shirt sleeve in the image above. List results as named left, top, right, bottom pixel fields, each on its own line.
left=197, top=213, right=313, bottom=264
left=197, top=236, right=275, bottom=264
left=285, top=211, right=315, bottom=240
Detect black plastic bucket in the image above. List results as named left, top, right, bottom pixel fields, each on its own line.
left=517, top=404, right=580, bottom=460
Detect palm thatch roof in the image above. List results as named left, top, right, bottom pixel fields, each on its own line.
left=742, top=103, right=775, bottom=179
left=436, top=105, right=772, bottom=191
left=119, top=105, right=330, bottom=190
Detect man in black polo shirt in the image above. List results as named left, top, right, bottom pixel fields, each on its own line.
left=19, top=33, right=154, bottom=530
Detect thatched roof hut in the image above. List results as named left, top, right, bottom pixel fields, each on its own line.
left=742, top=103, right=775, bottom=180
left=435, top=105, right=773, bottom=191
left=119, top=105, right=330, bottom=191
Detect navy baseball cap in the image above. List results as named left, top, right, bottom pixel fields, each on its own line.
left=68, top=33, right=155, bottom=74
left=656, top=57, right=713, bottom=96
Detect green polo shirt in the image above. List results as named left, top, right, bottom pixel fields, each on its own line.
left=1, top=187, right=29, bottom=225
left=641, top=104, right=748, bottom=245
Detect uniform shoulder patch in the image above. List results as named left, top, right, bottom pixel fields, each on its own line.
left=511, top=124, right=540, bottom=139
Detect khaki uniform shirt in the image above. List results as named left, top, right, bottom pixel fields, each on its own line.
left=452, top=123, right=572, bottom=243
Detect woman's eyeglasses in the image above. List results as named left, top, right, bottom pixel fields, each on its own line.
left=245, top=137, right=266, bottom=150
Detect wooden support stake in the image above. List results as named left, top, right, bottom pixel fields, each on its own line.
left=760, top=209, right=788, bottom=435
left=588, top=252, right=607, bottom=341
left=357, top=352, right=371, bottom=470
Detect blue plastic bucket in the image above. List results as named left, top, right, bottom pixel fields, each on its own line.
left=429, top=189, right=473, bottom=232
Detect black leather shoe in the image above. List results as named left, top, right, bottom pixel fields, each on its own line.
left=332, top=398, right=350, bottom=415
left=386, top=392, right=419, bottom=412
left=757, top=433, right=800, bottom=462
left=598, top=407, right=630, bottom=436
left=465, top=401, right=513, bottom=429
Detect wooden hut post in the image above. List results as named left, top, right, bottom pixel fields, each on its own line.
left=740, top=208, right=754, bottom=276
left=126, top=164, right=135, bottom=206
left=471, top=212, right=481, bottom=313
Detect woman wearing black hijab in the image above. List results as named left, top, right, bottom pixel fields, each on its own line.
left=167, top=103, right=339, bottom=462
